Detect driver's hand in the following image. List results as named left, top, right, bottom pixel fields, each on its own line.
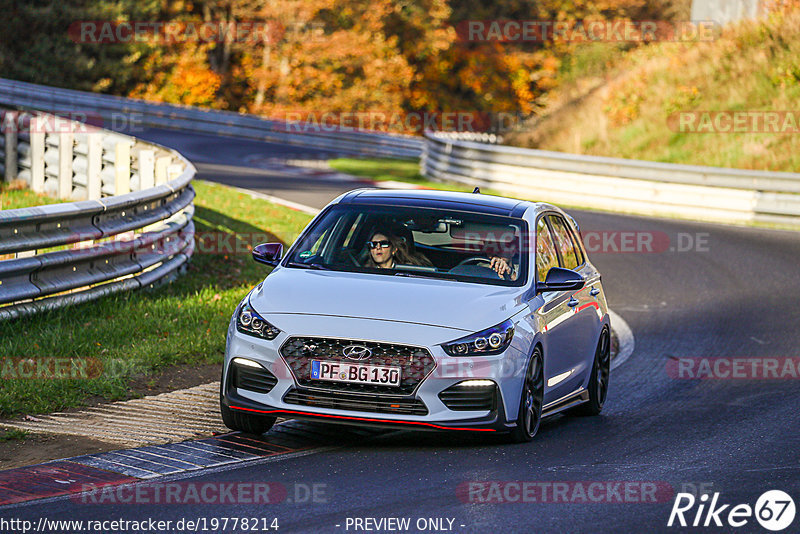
left=489, top=256, right=511, bottom=277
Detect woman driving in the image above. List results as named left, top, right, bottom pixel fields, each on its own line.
left=363, top=228, right=433, bottom=269
left=364, top=231, right=398, bottom=269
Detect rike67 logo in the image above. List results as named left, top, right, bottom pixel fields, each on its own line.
left=668, top=490, right=796, bottom=531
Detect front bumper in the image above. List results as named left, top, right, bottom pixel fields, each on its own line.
left=222, top=387, right=514, bottom=433
left=223, top=314, right=530, bottom=433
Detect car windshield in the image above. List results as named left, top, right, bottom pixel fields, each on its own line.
left=284, top=204, right=528, bottom=286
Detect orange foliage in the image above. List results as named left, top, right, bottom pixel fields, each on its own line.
left=124, top=0, right=687, bottom=132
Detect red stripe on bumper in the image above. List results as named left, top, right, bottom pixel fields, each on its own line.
left=229, top=405, right=496, bottom=432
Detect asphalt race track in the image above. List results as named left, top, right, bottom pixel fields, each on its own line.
left=3, top=129, right=799, bottom=533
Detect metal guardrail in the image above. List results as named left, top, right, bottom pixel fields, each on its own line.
left=422, top=132, right=800, bottom=227
left=0, top=78, right=423, bottom=160
left=0, top=110, right=196, bottom=320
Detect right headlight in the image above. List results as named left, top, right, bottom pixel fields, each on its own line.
left=236, top=300, right=281, bottom=340
left=442, top=319, right=515, bottom=356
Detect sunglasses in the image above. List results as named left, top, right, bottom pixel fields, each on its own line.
left=367, top=240, right=392, bottom=249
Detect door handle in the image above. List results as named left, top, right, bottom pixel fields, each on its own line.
left=590, top=287, right=600, bottom=297
left=568, top=297, right=579, bottom=307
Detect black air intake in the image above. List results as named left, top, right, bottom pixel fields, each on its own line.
left=439, top=382, right=497, bottom=411
left=229, top=360, right=278, bottom=394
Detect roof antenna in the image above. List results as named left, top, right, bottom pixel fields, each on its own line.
left=472, top=187, right=481, bottom=194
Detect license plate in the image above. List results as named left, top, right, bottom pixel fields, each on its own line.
left=310, top=360, right=401, bottom=387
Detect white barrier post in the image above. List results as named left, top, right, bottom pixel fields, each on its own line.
left=139, top=149, right=155, bottom=190
left=30, top=116, right=45, bottom=193
left=167, top=163, right=182, bottom=181
left=58, top=131, right=74, bottom=200
left=155, top=155, right=171, bottom=185
left=115, top=142, right=131, bottom=195
left=86, top=133, right=102, bottom=200
left=4, top=124, right=17, bottom=182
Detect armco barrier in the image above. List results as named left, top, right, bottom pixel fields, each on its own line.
left=0, top=78, right=422, bottom=160
left=0, top=110, right=195, bottom=321
left=422, top=132, right=800, bottom=227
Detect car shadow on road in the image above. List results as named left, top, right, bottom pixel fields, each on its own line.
left=286, top=412, right=598, bottom=450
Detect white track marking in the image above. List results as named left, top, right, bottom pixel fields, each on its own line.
left=609, top=309, right=635, bottom=370
left=215, top=182, right=320, bottom=215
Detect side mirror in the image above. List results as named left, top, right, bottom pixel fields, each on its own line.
left=252, top=243, right=283, bottom=266
left=538, top=267, right=585, bottom=293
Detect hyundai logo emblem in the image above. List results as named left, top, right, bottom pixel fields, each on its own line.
left=342, top=345, right=372, bottom=361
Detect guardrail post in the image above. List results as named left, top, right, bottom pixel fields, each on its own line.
left=58, top=131, right=74, bottom=200
left=4, top=124, right=17, bottom=182
left=139, top=149, right=155, bottom=190
left=30, top=116, right=45, bottom=193
left=167, top=163, right=182, bottom=181
left=155, top=155, right=171, bottom=185
left=86, top=133, right=102, bottom=200
left=115, top=142, right=131, bottom=195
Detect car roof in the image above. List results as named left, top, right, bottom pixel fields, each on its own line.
left=336, top=188, right=543, bottom=218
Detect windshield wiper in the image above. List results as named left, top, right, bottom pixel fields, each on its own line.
left=393, top=270, right=438, bottom=279
left=285, top=262, right=329, bottom=270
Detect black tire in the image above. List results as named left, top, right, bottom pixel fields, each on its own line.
left=219, top=374, right=277, bottom=436
left=508, top=348, right=544, bottom=443
left=571, top=328, right=611, bottom=416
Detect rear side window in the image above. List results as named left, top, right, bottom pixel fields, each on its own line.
left=535, top=217, right=559, bottom=282
left=548, top=215, right=580, bottom=270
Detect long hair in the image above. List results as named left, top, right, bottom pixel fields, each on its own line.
left=363, top=227, right=432, bottom=267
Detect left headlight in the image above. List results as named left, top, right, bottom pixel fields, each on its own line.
left=236, top=300, right=281, bottom=340
left=442, top=319, right=515, bottom=356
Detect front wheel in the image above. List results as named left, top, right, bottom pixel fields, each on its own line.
left=508, top=348, right=544, bottom=443
left=571, top=328, right=611, bottom=416
left=219, top=374, right=277, bottom=436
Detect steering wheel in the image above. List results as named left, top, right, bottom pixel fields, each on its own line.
left=454, top=256, right=511, bottom=281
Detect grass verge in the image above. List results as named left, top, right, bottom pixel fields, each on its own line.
left=0, top=180, right=61, bottom=211
left=328, top=157, right=510, bottom=197
left=0, top=179, right=313, bottom=417
left=0, top=429, right=27, bottom=442
left=506, top=8, right=800, bottom=173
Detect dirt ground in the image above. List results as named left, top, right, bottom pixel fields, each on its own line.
left=0, top=363, right=222, bottom=470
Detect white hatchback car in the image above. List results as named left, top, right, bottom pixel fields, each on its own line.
left=221, top=189, right=610, bottom=442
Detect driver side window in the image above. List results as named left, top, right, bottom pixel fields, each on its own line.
left=535, top=217, right=559, bottom=283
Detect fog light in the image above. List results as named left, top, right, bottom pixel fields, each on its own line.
left=459, top=379, right=495, bottom=387
left=232, top=357, right=262, bottom=368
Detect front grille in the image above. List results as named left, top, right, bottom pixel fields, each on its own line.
left=230, top=361, right=278, bottom=394
left=284, top=389, right=428, bottom=416
left=439, top=382, right=497, bottom=411
left=280, top=337, right=435, bottom=396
